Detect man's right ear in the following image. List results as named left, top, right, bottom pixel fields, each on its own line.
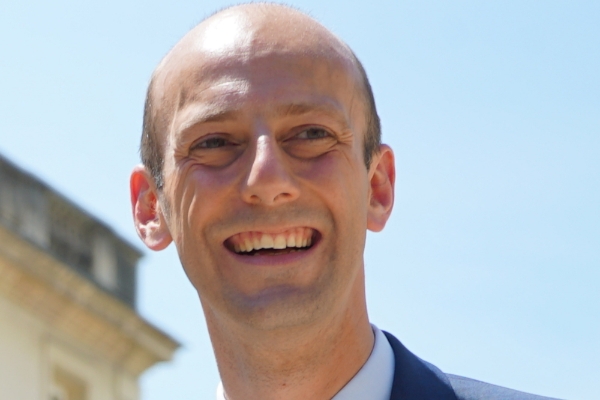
left=130, top=165, right=173, bottom=251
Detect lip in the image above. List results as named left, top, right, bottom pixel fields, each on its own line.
left=225, top=225, right=318, bottom=237
left=223, top=228, right=322, bottom=266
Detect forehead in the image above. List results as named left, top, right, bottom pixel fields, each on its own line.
left=151, top=9, right=366, bottom=132
left=183, top=52, right=357, bottom=107
left=175, top=59, right=362, bottom=145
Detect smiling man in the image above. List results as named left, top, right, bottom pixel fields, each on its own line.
left=130, top=3, right=556, bottom=400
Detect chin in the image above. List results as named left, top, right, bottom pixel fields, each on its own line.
left=222, top=283, right=337, bottom=331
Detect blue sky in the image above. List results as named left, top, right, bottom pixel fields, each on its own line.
left=1, top=1, right=598, bottom=399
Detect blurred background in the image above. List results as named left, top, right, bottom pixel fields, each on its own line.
left=1, top=0, right=598, bottom=399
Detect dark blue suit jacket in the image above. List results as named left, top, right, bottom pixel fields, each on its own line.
left=384, top=332, right=559, bottom=400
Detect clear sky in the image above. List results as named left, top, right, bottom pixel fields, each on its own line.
left=1, top=1, right=598, bottom=399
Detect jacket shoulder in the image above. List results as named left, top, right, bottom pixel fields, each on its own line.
left=446, top=374, right=561, bottom=400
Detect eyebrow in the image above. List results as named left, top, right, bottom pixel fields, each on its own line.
left=177, top=108, right=243, bottom=133
left=275, top=102, right=352, bottom=131
left=178, top=101, right=351, bottom=134
left=277, top=102, right=335, bottom=116
left=279, top=101, right=346, bottom=116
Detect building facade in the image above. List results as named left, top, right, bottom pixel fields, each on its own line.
left=0, top=155, right=179, bottom=400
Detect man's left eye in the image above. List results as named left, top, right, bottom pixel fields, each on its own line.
left=296, top=128, right=329, bottom=140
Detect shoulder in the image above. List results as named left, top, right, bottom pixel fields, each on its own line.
left=382, top=331, right=560, bottom=400
left=446, top=374, right=561, bottom=400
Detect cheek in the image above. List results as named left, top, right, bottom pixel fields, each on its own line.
left=176, top=165, right=239, bottom=222
left=169, top=175, right=225, bottom=291
left=297, top=151, right=370, bottom=223
left=302, top=149, right=367, bottom=188
left=171, top=165, right=243, bottom=271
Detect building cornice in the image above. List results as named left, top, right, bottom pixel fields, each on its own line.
left=0, top=225, right=180, bottom=376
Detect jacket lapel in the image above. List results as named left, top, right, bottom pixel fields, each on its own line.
left=384, top=331, right=458, bottom=400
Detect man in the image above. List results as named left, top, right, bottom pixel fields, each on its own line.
left=130, top=3, right=556, bottom=399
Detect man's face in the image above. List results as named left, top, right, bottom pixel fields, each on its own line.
left=134, top=13, right=394, bottom=330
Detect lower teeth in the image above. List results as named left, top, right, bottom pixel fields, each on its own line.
left=238, top=248, right=304, bottom=256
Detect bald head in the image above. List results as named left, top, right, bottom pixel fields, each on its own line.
left=141, top=3, right=380, bottom=189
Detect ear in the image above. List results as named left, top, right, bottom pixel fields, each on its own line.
left=130, top=165, right=172, bottom=250
left=366, top=145, right=396, bottom=232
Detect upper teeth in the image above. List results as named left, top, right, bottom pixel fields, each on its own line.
left=229, top=228, right=314, bottom=253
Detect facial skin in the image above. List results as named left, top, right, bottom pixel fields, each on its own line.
left=131, top=4, right=395, bottom=399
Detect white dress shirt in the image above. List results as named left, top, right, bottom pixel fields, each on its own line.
left=216, top=324, right=395, bottom=400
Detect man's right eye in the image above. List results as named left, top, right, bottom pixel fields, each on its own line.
left=188, top=135, right=240, bottom=167
left=195, top=137, right=229, bottom=149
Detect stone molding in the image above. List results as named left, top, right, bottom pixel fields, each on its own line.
left=0, top=225, right=179, bottom=377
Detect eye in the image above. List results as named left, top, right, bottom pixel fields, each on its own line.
left=188, top=134, right=241, bottom=167
left=193, top=136, right=230, bottom=149
left=282, top=126, right=337, bottom=159
left=295, top=127, right=330, bottom=140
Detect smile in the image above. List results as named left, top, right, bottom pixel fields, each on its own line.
left=225, top=227, right=317, bottom=256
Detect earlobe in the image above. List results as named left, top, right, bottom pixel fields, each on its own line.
left=130, top=165, right=173, bottom=250
left=366, top=145, right=395, bottom=232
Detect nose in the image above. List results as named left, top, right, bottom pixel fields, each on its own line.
left=241, top=134, right=300, bottom=206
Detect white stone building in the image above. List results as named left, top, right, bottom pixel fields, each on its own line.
left=0, top=154, right=179, bottom=400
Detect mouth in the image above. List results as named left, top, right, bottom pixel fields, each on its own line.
left=224, top=227, right=319, bottom=256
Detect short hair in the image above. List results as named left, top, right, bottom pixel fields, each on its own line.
left=352, top=52, right=382, bottom=170
left=140, top=40, right=381, bottom=191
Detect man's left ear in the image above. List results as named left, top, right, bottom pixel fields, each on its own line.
left=367, top=144, right=395, bottom=232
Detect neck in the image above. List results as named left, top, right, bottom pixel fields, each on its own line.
left=206, top=271, right=374, bottom=400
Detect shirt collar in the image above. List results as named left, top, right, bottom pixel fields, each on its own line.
left=332, top=324, right=395, bottom=400
left=216, top=324, right=395, bottom=400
